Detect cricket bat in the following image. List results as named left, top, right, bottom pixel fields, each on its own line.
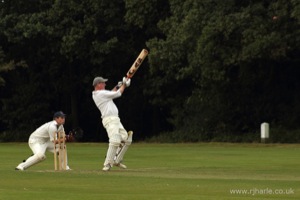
left=115, top=49, right=148, bottom=89
left=126, top=49, right=148, bottom=79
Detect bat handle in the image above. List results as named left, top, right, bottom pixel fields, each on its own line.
left=114, top=76, right=131, bottom=90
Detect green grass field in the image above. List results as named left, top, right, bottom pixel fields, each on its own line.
left=1, top=143, right=299, bottom=200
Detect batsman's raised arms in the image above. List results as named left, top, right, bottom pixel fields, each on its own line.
left=126, top=49, right=148, bottom=79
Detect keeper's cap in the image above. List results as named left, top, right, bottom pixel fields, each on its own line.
left=53, top=111, right=66, bottom=118
left=93, top=76, right=108, bottom=86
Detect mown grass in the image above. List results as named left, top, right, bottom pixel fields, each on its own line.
left=0, top=143, right=299, bottom=200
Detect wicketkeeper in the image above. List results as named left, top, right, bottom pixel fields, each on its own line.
left=92, top=76, right=133, bottom=171
left=15, top=111, right=71, bottom=170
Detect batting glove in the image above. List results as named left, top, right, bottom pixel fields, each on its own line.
left=116, top=81, right=123, bottom=89
left=123, top=77, right=131, bottom=87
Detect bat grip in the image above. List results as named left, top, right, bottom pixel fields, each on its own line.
left=114, top=76, right=130, bottom=90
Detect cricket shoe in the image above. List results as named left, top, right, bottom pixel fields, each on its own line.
left=114, top=163, right=127, bottom=169
left=127, top=131, right=133, bottom=139
left=102, top=164, right=112, bottom=171
left=15, top=165, right=24, bottom=171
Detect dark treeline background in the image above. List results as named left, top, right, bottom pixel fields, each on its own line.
left=0, top=0, right=299, bottom=142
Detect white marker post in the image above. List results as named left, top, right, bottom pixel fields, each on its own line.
left=261, top=122, right=269, bottom=143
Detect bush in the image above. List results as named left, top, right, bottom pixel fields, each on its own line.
left=0, top=130, right=30, bottom=142
left=146, top=128, right=300, bottom=143
left=269, top=128, right=300, bottom=143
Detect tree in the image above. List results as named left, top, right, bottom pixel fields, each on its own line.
left=1, top=0, right=299, bottom=142
left=146, top=0, right=300, bottom=141
left=124, top=0, right=172, bottom=136
left=0, top=0, right=154, bottom=141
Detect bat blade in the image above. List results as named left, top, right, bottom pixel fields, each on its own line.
left=126, top=49, right=148, bottom=79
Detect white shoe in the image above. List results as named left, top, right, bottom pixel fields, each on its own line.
left=66, top=166, right=72, bottom=170
left=114, top=163, right=127, bottom=169
left=15, top=165, right=24, bottom=171
left=102, top=164, right=112, bottom=171
left=127, top=131, right=133, bottom=139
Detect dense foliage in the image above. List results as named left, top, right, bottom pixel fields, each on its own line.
left=145, top=0, right=300, bottom=141
left=0, top=0, right=299, bottom=142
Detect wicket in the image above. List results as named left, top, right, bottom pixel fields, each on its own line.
left=53, top=131, right=67, bottom=170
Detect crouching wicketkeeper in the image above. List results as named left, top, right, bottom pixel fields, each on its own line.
left=15, top=111, right=71, bottom=171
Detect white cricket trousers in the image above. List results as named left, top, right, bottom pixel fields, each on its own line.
left=29, top=137, right=55, bottom=154
left=16, top=138, right=54, bottom=170
left=102, top=116, right=132, bottom=166
left=102, top=116, right=128, bottom=144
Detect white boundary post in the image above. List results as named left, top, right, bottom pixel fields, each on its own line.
left=261, top=122, right=269, bottom=143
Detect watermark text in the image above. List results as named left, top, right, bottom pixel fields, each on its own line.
left=229, top=188, right=295, bottom=196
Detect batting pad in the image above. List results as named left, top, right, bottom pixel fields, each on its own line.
left=104, top=144, right=118, bottom=166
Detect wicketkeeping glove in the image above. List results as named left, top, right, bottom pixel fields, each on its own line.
left=65, top=133, right=74, bottom=142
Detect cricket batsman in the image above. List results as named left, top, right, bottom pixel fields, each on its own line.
left=92, top=76, right=133, bottom=171
left=15, top=111, right=71, bottom=170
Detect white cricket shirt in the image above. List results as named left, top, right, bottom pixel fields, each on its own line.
left=92, top=89, right=122, bottom=118
left=29, top=120, right=64, bottom=142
